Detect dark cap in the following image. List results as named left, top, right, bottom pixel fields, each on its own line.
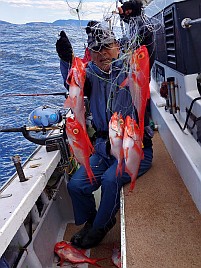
left=87, top=23, right=116, bottom=51
left=85, top=20, right=99, bottom=34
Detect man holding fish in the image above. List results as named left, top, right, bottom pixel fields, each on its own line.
left=63, top=19, right=154, bottom=249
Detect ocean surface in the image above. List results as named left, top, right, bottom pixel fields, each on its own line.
left=0, top=23, right=86, bottom=188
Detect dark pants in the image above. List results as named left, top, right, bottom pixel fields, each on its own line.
left=67, top=146, right=153, bottom=229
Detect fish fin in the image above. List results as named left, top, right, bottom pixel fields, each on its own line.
left=79, top=248, right=87, bottom=255
left=90, top=258, right=108, bottom=267
left=141, top=150, right=144, bottom=160
left=129, top=176, right=136, bottom=192
left=124, top=147, right=129, bottom=161
left=85, top=133, right=94, bottom=153
left=72, top=140, right=82, bottom=150
left=116, top=152, right=124, bottom=177
left=86, top=166, right=96, bottom=184
left=71, top=97, right=77, bottom=109
left=116, top=162, right=123, bottom=177
left=59, top=258, right=64, bottom=267
left=66, top=67, right=73, bottom=85
left=120, top=77, right=128, bottom=88
left=64, top=97, right=71, bottom=108
left=64, top=96, right=77, bottom=110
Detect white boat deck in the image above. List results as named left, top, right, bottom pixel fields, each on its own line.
left=0, top=145, right=61, bottom=257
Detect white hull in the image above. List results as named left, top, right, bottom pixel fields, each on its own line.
left=150, top=61, right=201, bottom=213
left=0, top=137, right=74, bottom=267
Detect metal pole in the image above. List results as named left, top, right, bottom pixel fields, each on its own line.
left=181, top=17, right=201, bottom=28
left=12, top=155, right=27, bottom=182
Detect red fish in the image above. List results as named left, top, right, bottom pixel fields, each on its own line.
left=121, top=45, right=150, bottom=140
left=54, top=241, right=105, bottom=267
left=109, top=112, right=125, bottom=176
left=64, top=56, right=93, bottom=150
left=111, top=245, right=121, bottom=268
left=66, top=116, right=95, bottom=184
left=64, top=56, right=86, bottom=128
left=123, top=115, right=143, bottom=191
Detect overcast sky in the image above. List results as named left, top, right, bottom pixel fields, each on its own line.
left=0, top=0, right=117, bottom=24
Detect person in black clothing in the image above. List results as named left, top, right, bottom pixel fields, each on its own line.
left=56, top=31, right=73, bottom=90
left=118, top=0, right=143, bottom=22
left=118, top=0, right=155, bottom=69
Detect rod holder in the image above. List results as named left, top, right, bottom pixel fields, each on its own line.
left=167, top=77, right=177, bottom=114
left=12, top=155, right=27, bottom=182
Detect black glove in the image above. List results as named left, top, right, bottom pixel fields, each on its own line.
left=56, top=31, right=73, bottom=63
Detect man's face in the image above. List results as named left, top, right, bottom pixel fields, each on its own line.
left=90, top=42, right=120, bottom=72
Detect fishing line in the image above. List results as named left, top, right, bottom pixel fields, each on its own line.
left=65, top=0, right=82, bottom=15
left=65, top=0, right=86, bottom=48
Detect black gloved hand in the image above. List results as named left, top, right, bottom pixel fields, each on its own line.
left=56, top=31, right=73, bottom=63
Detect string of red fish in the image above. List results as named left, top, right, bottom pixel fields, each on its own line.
left=64, top=45, right=150, bottom=192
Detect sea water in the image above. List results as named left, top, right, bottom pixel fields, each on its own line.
left=0, top=23, right=86, bottom=187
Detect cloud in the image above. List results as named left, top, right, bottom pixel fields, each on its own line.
left=1, top=0, right=67, bottom=9
left=0, top=0, right=119, bottom=24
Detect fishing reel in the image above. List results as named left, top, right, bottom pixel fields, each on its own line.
left=0, top=106, right=70, bottom=167
left=29, top=106, right=63, bottom=127
left=28, top=106, right=70, bottom=166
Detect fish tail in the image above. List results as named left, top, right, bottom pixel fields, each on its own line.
left=86, top=167, right=96, bottom=184
left=85, top=133, right=94, bottom=153
left=90, top=258, right=107, bottom=267
left=129, top=177, right=136, bottom=192
left=120, top=77, right=128, bottom=88
left=141, top=150, right=144, bottom=160
left=116, top=162, right=123, bottom=177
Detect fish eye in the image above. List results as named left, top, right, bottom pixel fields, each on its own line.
left=73, top=128, right=79, bottom=134
left=138, top=52, right=145, bottom=59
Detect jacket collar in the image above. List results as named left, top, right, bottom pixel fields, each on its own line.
left=87, top=59, right=123, bottom=77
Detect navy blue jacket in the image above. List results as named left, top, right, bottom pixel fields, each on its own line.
left=60, top=59, right=71, bottom=90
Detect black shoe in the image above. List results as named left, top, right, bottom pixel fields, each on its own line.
left=79, top=217, right=116, bottom=249
left=70, top=221, right=92, bottom=246
left=70, top=212, right=97, bottom=246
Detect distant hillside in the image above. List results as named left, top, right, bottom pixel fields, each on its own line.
left=0, top=19, right=89, bottom=26
left=0, top=20, right=12, bottom=25
left=52, top=19, right=88, bottom=26
left=26, top=22, right=51, bottom=26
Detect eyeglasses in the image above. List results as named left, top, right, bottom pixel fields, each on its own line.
left=90, top=41, right=117, bottom=52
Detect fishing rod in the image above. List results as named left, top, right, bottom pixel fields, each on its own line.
left=0, top=125, right=64, bottom=145
left=0, top=92, right=68, bottom=98
left=0, top=125, right=62, bottom=133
